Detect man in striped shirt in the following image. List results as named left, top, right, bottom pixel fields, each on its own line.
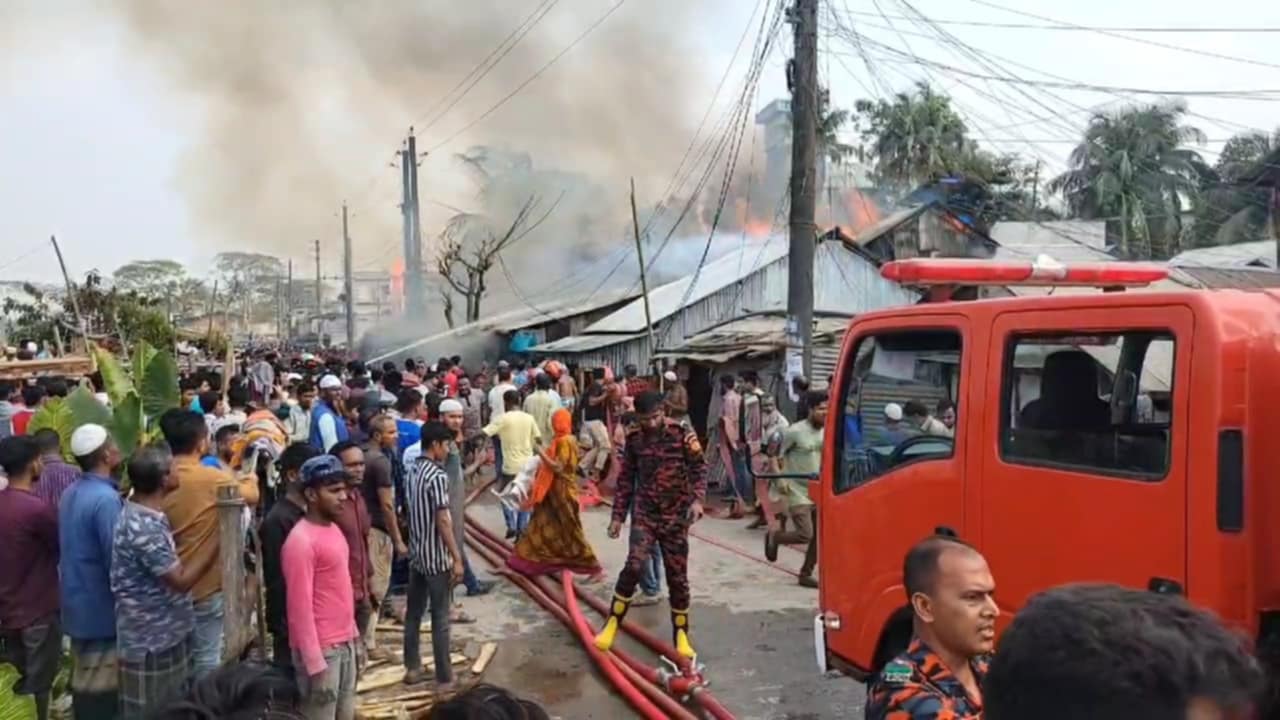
left=402, top=421, right=464, bottom=689
left=32, top=428, right=79, bottom=508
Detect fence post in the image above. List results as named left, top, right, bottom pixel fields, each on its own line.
left=216, top=483, right=250, bottom=662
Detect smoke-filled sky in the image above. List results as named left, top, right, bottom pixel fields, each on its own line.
left=2, top=0, right=1277, bottom=287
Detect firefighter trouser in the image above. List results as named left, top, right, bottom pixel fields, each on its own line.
left=613, top=515, right=691, bottom=610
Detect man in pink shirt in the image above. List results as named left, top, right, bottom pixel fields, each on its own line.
left=283, top=455, right=360, bottom=720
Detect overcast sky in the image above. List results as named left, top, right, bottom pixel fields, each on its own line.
left=2, top=0, right=1277, bottom=285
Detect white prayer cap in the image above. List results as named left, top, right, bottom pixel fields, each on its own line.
left=319, top=374, right=342, bottom=390
left=24, top=342, right=37, bottom=353
left=70, top=424, right=109, bottom=457
left=663, top=371, right=678, bottom=382
left=884, top=402, right=903, bottom=421
left=438, top=399, right=464, bottom=414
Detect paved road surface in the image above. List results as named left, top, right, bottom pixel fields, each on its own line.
left=456, top=499, right=866, bottom=719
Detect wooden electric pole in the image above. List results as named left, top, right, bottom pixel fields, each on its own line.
left=787, top=0, right=818, bottom=378
left=342, top=203, right=355, bottom=350
left=49, top=235, right=89, bottom=352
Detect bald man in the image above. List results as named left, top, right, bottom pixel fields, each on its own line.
left=865, top=536, right=998, bottom=720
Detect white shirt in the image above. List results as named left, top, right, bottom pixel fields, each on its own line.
left=487, top=383, right=517, bottom=421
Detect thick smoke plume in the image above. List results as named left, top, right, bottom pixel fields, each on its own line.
left=109, top=0, right=711, bottom=263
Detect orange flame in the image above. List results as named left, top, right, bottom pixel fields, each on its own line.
left=838, top=188, right=881, bottom=239
left=390, top=257, right=405, bottom=314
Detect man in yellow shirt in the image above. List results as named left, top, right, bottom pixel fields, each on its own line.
left=483, top=389, right=540, bottom=539
left=159, top=408, right=260, bottom=679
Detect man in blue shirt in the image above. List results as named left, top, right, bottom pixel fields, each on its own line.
left=59, top=423, right=124, bottom=719
left=309, top=375, right=350, bottom=452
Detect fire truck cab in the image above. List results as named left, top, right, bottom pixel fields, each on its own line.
left=813, top=258, right=1280, bottom=684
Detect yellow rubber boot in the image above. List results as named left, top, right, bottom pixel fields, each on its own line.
left=672, top=609, right=697, bottom=659
left=593, top=594, right=632, bottom=651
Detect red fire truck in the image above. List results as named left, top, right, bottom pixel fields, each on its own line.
left=812, top=257, right=1280, bottom=691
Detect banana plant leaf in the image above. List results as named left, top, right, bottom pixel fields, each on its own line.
left=140, top=349, right=179, bottom=420
left=111, top=392, right=143, bottom=456
left=66, top=385, right=113, bottom=430
left=90, top=341, right=134, bottom=408
left=132, top=341, right=158, bottom=392
left=26, top=396, right=73, bottom=460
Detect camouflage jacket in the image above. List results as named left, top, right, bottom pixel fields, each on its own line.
left=864, top=638, right=988, bottom=720
left=611, top=419, right=707, bottom=522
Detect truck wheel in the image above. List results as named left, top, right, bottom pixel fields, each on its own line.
left=870, top=607, right=914, bottom=676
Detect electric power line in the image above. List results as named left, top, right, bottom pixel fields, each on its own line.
left=831, top=9, right=1280, bottom=33
left=966, top=0, right=1280, bottom=71
left=426, top=0, right=629, bottom=154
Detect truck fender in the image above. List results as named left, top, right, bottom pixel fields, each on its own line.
left=857, top=584, right=914, bottom=674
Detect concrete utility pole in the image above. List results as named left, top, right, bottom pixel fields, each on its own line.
left=402, top=129, right=426, bottom=316
left=787, top=0, right=818, bottom=378
left=313, top=239, right=322, bottom=339
left=285, top=259, right=293, bottom=342
left=342, top=203, right=355, bottom=350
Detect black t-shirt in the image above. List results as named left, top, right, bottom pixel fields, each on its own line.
left=583, top=381, right=608, bottom=423
left=362, top=445, right=396, bottom=533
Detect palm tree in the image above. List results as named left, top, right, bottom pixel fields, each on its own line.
left=1048, top=101, right=1210, bottom=259
left=854, top=82, right=971, bottom=191
left=1188, top=128, right=1279, bottom=248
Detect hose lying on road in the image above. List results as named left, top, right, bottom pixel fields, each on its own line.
left=464, top=515, right=739, bottom=720
left=466, top=518, right=691, bottom=671
left=462, top=528, right=682, bottom=720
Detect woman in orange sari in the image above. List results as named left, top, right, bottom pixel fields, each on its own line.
left=507, top=409, right=604, bottom=579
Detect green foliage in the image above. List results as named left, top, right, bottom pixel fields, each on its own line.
left=1187, top=128, right=1278, bottom=249
left=853, top=82, right=972, bottom=192
left=0, top=663, right=35, bottom=720
left=28, top=342, right=180, bottom=463
left=138, top=346, right=179, bottom=419
left=26, top=396, right=73, bottom=460
left=0, top=270, right=177, bottom=350
left=1048, top=101, right=1211, bottom=259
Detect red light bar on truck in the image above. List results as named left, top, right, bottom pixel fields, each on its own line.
left=880, top=257, right=1169, bottom=288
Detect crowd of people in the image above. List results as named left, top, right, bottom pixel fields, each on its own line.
left=0, top=348, right=729, bottom=719
left=1, top=345, right=1272, bottom=720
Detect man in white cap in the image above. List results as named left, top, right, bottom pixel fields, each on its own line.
left=438, top=399, right=492, bottom=599
left=882, top=402, right=911, bottom=446
left=59, top=423, right=124, bottom=717
left=662, top=371, right=689, bottom=428
left=310, top=375, right=350, bottom=453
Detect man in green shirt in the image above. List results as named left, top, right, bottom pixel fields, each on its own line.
left=765, top=389, right=827, bottom=588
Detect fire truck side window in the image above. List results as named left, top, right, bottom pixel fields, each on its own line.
left=1000, top=332, right=1174, bottom=479
left=834, top=329, right=961, bottom=493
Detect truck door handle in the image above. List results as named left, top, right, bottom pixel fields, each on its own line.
left=1148, top=577, right=1183, bottom=595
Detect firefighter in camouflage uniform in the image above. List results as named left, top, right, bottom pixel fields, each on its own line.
left=594, top=390, right=707, bottom=659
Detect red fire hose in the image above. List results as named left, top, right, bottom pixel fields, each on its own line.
left=559, top=571, right=738, bottom=720
left=465, top=517, right=690, bottom=669
left=462, top=530, right=691, bottom=720
left=464, top=516, right=739, bottom=720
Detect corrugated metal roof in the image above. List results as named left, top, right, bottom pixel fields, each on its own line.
left=989, top=220, right=1114, bottom=263
left=847, top=205, right=931, bottom=246
left=584, top=240, right=791, bottom=333
left=368, top=287, right=637, bottom=363
left=654, top=315, right=849, bottom=361
left=1168, top=266, right=1280, bottom=289
left=530, top=332, right=646, bottom=353
left=1169, top=240, right=1276, bottom=269
left=492, top=288, right=639, bottom=332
